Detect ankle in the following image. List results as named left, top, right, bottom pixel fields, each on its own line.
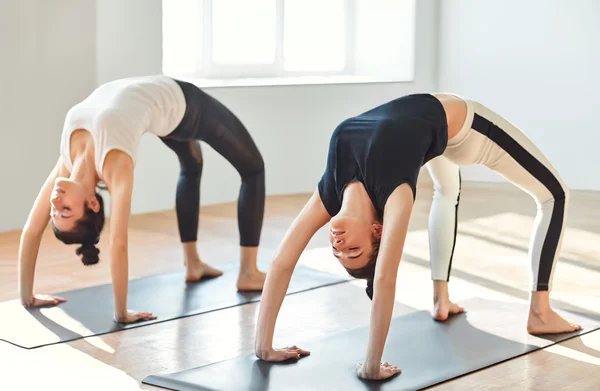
left=529, top=304, right=552, bottom=317
left=433, top=280, right=450, bottom=302
left=185, top=256, right=201, bottom=268
left=529, top=291, right=551, bottom=315
left=239, top=266, right=260, bottom=276
left=529, top=291, right=550, bottom=312
left=239, top=246, right=260, bottom=274
left=182, top=242, right=200, bottom=265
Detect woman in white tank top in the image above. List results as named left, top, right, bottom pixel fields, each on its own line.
left=17, top=75, right=267, bottom=324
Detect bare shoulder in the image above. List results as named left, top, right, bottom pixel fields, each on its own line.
left=390, top=183, right=413, bottom=200
left=102, top=150, right=134, bottom=190
left=290, top=188, right=331, bottom=231
left=384, top=184, right=414, bottom=215
left=306, top=188, right=331, bottom=220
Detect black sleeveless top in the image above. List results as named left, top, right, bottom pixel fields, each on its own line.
left=318, top=94, right=448, bottom=221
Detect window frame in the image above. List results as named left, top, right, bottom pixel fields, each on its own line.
left=200, top=0, right=356, bottom=79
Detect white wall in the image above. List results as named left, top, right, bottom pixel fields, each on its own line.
left=438, top=0, right=600, bottom=190
left=3, top=0, right=598, bottom=234
left=354, top=0, right=417, bottom=80
left=1, top=0, right=436, bottom=232
left=93, top=0, right=439, bottom=218
left=96, top=0, right=163, bottom=86
left=0, top=0, right=97, bottom=232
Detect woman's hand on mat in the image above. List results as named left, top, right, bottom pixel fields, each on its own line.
left=356, top=361, right=401, bottom=380
left=21, top=294, right=67, bottom=308
left=115, top=310, right=157, bottom=324
left=256, top=345, right=311, bottom=362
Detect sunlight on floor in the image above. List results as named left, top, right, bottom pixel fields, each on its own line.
left=296, top=244, right=517, bottom=312
left=0, top=300, right=65, bottom=347
left=401, top=214, right=599, bottom=315
left=0, top=300, right=116, bottom=352
left=460, top=212, right=600, bottom=262
left=294, top=211, right=599, bottom=318
left=38, top=307, right=116, bottom=353
left=545, top=342, right=600, bottom=366
left=0, top=343, right=142, bottom=390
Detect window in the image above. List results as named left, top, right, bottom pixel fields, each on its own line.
left=162, top=0, right=416, bottom=85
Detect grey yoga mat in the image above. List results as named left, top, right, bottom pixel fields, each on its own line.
left=0, top=262, right=351, bottom=349
left=142, top=298, right=600, bottom=391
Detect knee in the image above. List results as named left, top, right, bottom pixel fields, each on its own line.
left=433, top=182, right=461, bottom=201
left=173, top=142, right=203, bottom=176
left=557, top=186, right=569, bottom=205
left=180, top=158, right=203, bottom=176
left=240, top=154, right=265, bottom=181
left=541, top=185, right=569, bottom=207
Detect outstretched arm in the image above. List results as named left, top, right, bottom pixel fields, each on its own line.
left=360, top=183, right=414, bottom=380
left=19, top=158, right=65, bottom=306
left=105, top=157, right=156, bottom=323
left=255, top=189, right=330, bottom=361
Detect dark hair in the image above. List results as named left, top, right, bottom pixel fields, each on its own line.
left=51, top=191, right=105, bottom=266
left=344, top=239, right=381, bottom=300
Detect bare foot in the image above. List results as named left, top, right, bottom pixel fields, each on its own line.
left=185, top=260, right=224, bottom=282
left=237, top=269, right=267, bottom=291
left=527, top=308, right=582, bottom=335
left=432, top=297, right=465, bottom=321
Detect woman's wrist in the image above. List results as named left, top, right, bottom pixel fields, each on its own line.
left=255, top=340, right=272, bottom=357
left=362, top=359, right=380, bottom=375
left=114, top=309, right=128, bottom=322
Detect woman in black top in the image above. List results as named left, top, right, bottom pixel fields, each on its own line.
left=254, top=93, right=580, bottom=381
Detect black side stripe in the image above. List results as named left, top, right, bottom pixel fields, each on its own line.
left=446, top=170, right=461, bottom=281
left=471, top=114, right=566, bottom=290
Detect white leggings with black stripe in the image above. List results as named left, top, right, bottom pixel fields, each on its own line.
left=426, top=96, right=569, bottom=291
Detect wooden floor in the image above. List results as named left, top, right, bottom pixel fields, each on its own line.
left=0, top=180, right=599, bottom=390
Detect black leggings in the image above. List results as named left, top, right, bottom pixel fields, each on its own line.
left=160, top=80, right=265, bottom=247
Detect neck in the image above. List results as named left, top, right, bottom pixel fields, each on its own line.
left=70, top=144, right=98, bottom=196
left=339, top=181, right=377, bottom=222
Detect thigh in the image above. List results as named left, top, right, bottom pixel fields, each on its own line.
left=426, top=155, right=461, bottom=196
left=206, top=112, right=263, bottom=174
left=472, top=101, right=567, bottom=202
left=160, top=138, right=203, bottom=169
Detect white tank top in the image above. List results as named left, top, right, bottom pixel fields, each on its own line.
left=60, top=75, right=186, bottom=180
